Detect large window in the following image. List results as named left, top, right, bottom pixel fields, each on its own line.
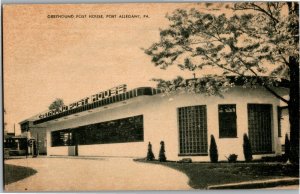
left=248, top=104, right=273, bottom=154
left=51, top=129, right=73, bottom=147
left=218, top=104, right=237, bottom=138
left=51, top=115, right=143, bottom=147
left=178, top=105, right=208, bottom=155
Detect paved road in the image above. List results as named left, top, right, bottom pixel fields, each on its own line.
left=4, top=157, right=191, bottom=191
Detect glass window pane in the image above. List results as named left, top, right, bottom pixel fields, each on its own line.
left=218, top=104, right=237, bottom=138
left=178, top=105, right=208, bottom=155
left=248, top=104, right=272, bottom=154
left=51, top=115, right=144, bottom=146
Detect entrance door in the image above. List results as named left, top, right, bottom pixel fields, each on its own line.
left=32, top=140, right=38, bottom=157
left=248, top=104, right=273, bottom=154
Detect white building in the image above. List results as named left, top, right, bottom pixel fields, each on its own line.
left=19, top=83, right=290, bottom=161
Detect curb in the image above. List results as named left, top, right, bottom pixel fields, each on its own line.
left=207, top=178, right=299, bottom=189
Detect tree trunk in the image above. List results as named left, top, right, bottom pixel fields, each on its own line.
left=288, top=56, right=299, bottom=164
left=287, top=2, right=299, bottom=165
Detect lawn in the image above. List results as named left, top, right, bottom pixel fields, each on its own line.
left=136, top=160, right=299, bottom=189
left=4, top=164, right=37, bottom=185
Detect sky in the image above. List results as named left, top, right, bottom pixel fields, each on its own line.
left=4, top=3, right=220, bottom=134
left=4, top=2, right=282, bottom=134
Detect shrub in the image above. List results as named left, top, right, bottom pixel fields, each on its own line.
left=243, top=134, right=253, bottom=162
left=177, top=158, right=192, bottom=163
left=284, top=133, right=290, bottom=162
left=262, top=155, right=286, bottom=162
left=146, top=142, right=155, bottom=161
left=226, top=154, right=238, bottom=163
left=159, top=141, right=167, bottom=162
left=209, top=135, right=218, bottom=163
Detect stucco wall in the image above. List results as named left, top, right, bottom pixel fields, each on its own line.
left=42, top=86, right=287, bottom=161
left=279, top=108, right=290, bottom=151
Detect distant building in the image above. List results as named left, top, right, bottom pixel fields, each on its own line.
left=4, top=131, right=15, bottom=139
left=19, top=82, right=289, bottom=161
left=4, top=134, right=28, bottom=156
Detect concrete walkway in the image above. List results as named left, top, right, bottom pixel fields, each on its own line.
left=207, top=177, right=299, bottom=190
left=4, top=157, right=191, bottom=191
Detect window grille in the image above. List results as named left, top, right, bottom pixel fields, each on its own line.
left=178, top=105, right=208, bottom=155
left=248, top=104, right=273, bottom=154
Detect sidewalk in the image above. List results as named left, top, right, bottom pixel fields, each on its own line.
left=207, top=177, right=299, bottom=190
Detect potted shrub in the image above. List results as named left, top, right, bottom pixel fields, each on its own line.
left=226, top=154, right=238, bottom=163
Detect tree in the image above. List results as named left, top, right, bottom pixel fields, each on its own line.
left=243, top=134, right=253, bottom=162
left=145, top=2, right=299, bottom=164
left=209, top=135, right=218, bottom=163
left=146, top=142, right=155, bottom=161
left=159, top=141, right=167, bottom=162
left=49, top=98, right=65, bottom=110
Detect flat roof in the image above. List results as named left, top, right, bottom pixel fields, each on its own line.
left=21, top=87, right=160, bottom=126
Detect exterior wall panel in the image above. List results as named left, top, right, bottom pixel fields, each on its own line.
left=35, top=86, right=287, bottom=161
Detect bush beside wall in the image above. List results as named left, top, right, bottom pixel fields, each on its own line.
left=209, top=135, right=218, bottom=163
left=243, top=134, right=253, bottom=162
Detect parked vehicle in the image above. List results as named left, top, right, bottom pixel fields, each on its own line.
left=4, top=136, right=28, bottom=156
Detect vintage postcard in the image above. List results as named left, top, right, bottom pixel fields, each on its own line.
left=3, top=2, right=299, bottom=191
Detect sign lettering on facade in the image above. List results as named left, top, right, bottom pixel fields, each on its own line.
left=38, top=84, right=127, bottom=119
